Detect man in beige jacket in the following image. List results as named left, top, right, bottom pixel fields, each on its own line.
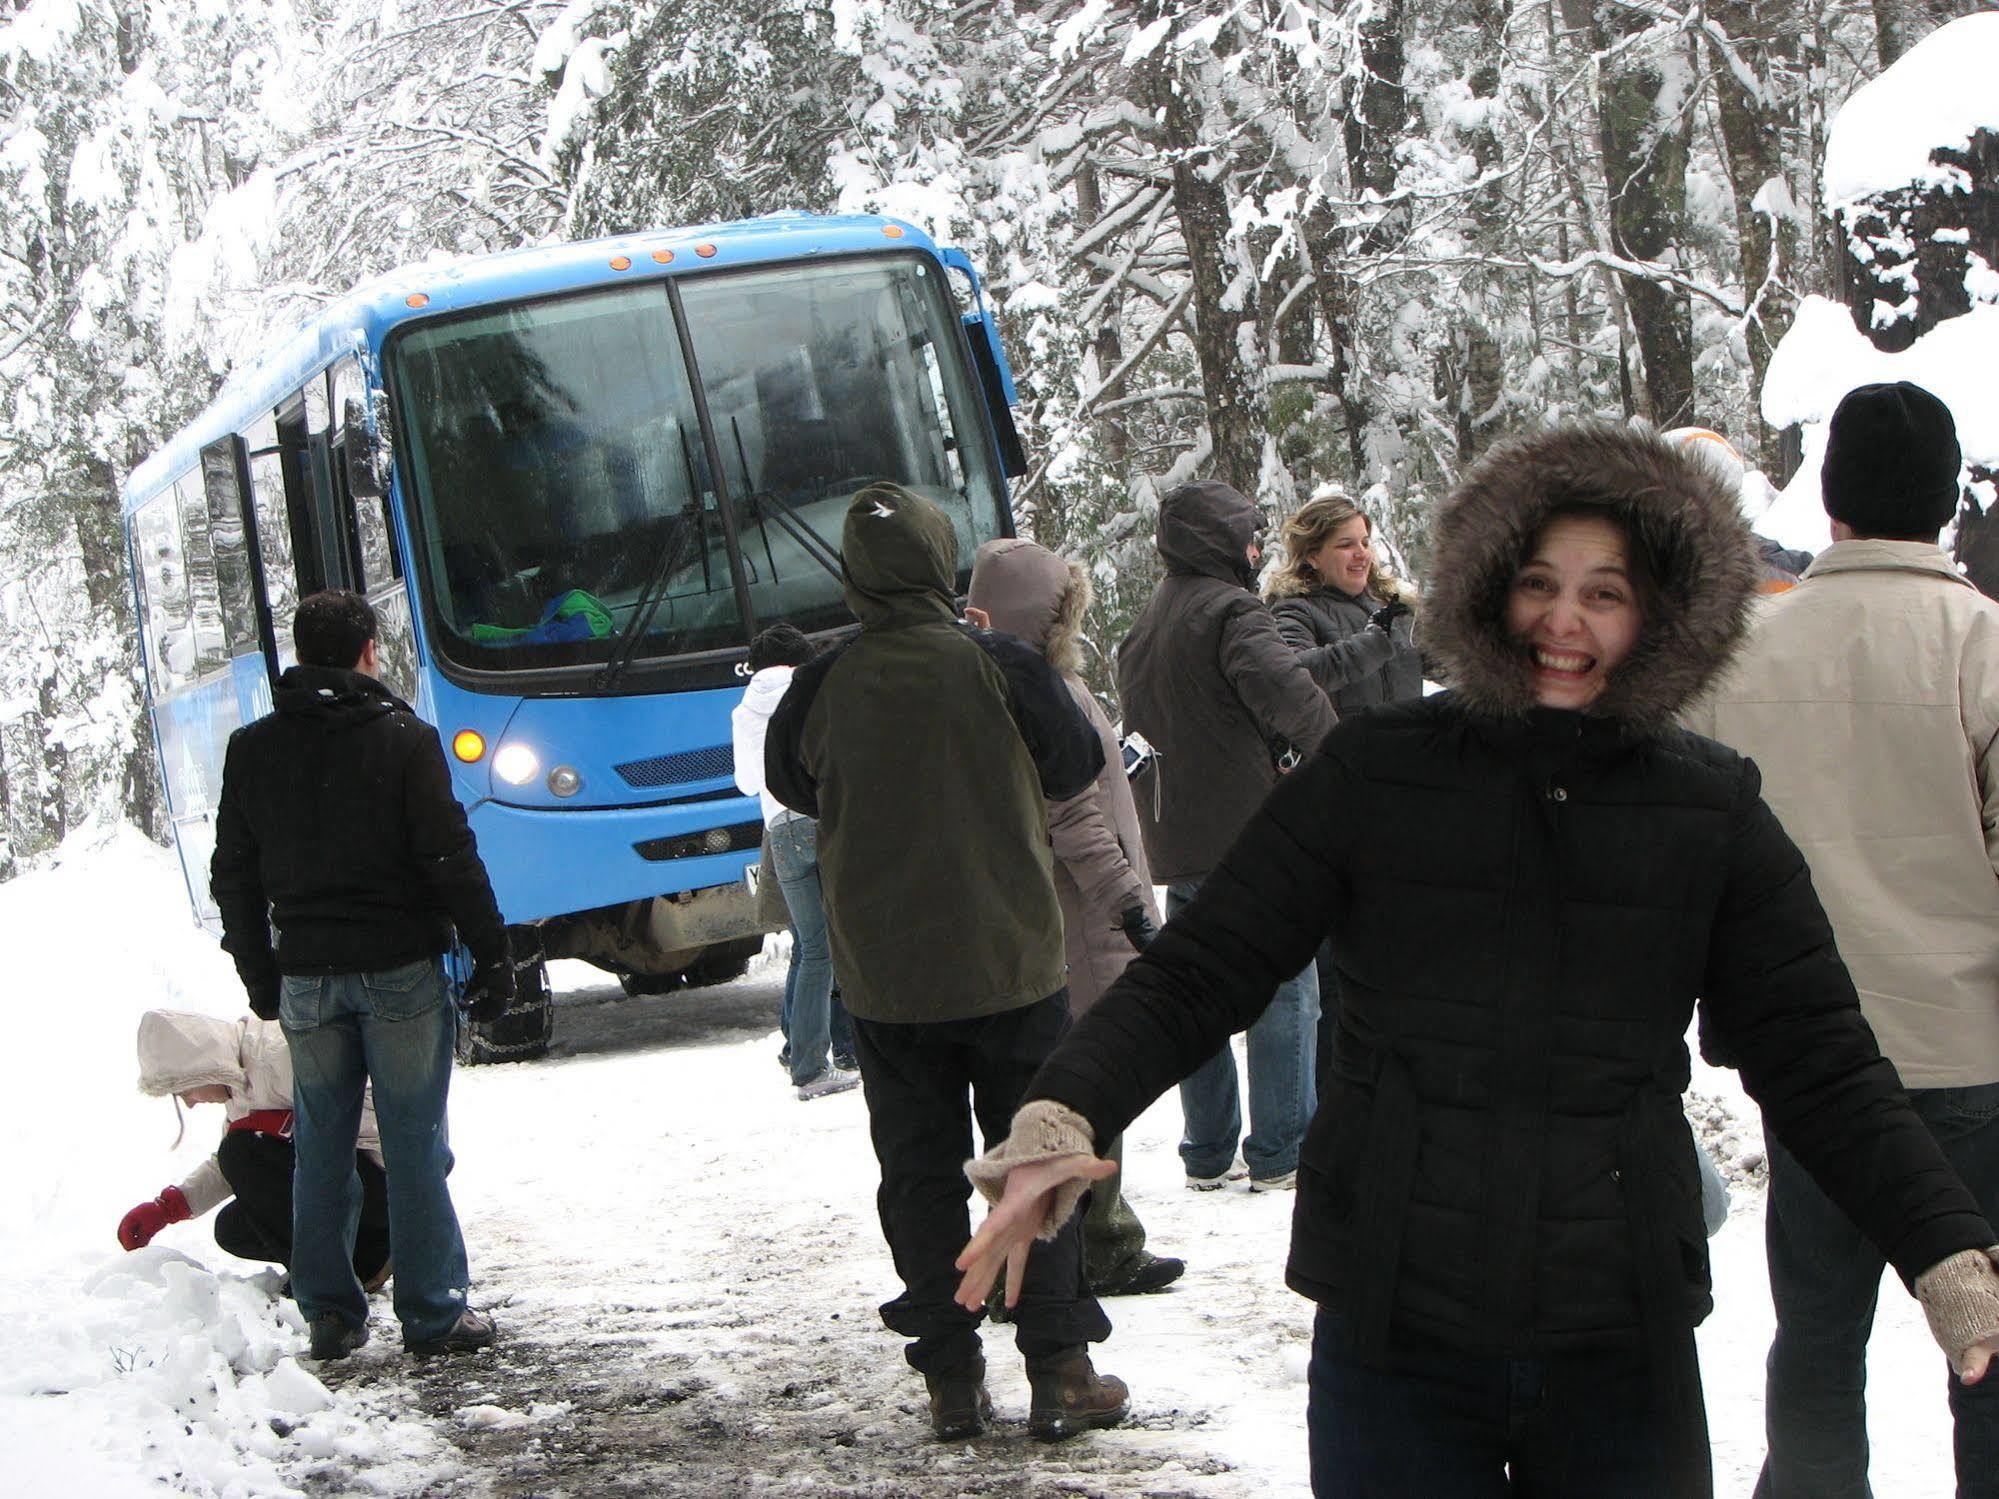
left=1685, top=381, right=1999, bottom=1499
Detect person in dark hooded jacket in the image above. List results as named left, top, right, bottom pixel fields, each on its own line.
left=956, top=424, right=1999, bottom=1499
left=763, top=484, right=1126, bottom=1444
left=1118, top=479, right=1336, bottom=1190
left=211, top=589, right=510, bottom=1364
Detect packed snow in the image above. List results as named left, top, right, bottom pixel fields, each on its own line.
left=0, top=826, right=1957, bottom=1495
left=1820, top=12, right=1999, bottom=208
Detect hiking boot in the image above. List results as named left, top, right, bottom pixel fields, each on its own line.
left=307, top=1314, right=369, bottom=1362
left=795, top=1067, right=861, bottom=1101
left=923, top=1355, right=994, bottom=1440
left=1025, top=1346, right=1128, bottom=1442
left=405, top=1308, right=497, bottom=1358
left=1248, top=1170, right=1297, bottom=1193
left=1089, top=1251, right=1186, bottom=1297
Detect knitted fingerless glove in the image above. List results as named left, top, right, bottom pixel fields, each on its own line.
left=1915, top=1246, right=1999, bottom=1375
left=963, top=1099, right=1100, bottom=1242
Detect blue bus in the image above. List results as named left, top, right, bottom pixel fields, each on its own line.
left=123, top=212, right=1026, bottom=1059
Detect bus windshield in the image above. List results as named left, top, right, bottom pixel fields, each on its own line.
left=390, top=253, right=1008, bottom=679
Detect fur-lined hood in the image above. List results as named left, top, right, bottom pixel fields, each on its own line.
left=1424, top=422, right=1758, bottom=735
left=967, top=538, right=1089, bottom=673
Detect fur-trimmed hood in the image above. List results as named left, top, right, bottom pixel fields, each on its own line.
left=967, top=538, right=1089, bottom=673
left=1424, top=422, right=1758, bottom=735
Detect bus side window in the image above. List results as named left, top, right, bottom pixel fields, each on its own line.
left=332, top=358, right=397, bottom=590
left=243, top=411, right=305, bottom=661
left=175, top=473, right=230, bottom=679
left=199, top=438, right=260, bottom=658
left=273, top=396, right=330, bottom=600
left=132, top=487, right=194, bottom=692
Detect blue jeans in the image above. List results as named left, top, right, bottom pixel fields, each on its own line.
left=1168, top=878, right=1319, bottom=1181
left=1757, top=1081, right=1999, bottom=1499
left=1307, top=1308, right=1673, bottom=1497
left=281, top=958, right=469, bottom=1345
left=768, top=814, right=849, bottom=1085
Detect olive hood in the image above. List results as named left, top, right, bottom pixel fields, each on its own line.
left=840, top=484, right=961, bottom=630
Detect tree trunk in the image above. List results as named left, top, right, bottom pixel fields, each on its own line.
left=1593, top=4, right=1696, bottom=427
left=1145, top=36, right=1265, bottom=497
left=1073, top=162, right=1131, bottom=477
left=1873, top=0, right=1987, bottom=66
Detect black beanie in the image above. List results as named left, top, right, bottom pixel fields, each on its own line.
left=1820, top=381, right=1962, bottom=538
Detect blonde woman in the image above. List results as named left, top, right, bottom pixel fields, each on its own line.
left=1267, top=492, right=1423, bottom=715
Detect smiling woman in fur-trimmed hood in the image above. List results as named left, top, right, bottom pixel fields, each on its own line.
left=956, top=421, right=1999, bottom=1499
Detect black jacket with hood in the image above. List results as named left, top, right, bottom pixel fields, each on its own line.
left=1117, top=480, right=1338, bottom=883
left=210, top=666, right=508, bottom=1015
left=1029, top=424, right=1993, bottom=1497
left=764, top=487, right=1103, bottom=1024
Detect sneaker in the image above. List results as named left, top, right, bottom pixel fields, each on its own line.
left=308, top=1314, right=369, bottom=1362
left=832, top=1051, right=859, bottom=1072
left=1088, top=1251, right=1186, bottom=1297
left=1025, top=1346, right=1128, bottom=1442
left=1248, top=1170, right=1297, bottom=1192
left=795, top=1068, right=861, bottom=1101
left=777, top=1045, right=792, bottom=1072
left=923, top=1354, right=994, bottom=1441
left=406, top=1308, right=497, bottom=1358
left=1186, top=1157, right=1250, bottom=1191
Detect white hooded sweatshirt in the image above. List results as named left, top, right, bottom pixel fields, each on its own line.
left=137, top=1010, right=382, bottom=1216
left=731, top=664, right=799, bottom=826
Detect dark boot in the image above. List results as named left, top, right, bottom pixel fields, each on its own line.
left=1088, top=1251, right=1186, bottom=1298
left=1025, top=1346, right=1127, bottom=1442
left=923, top=1354, right=993, bottom=1441
left=307, top=1315, right=369, bottom=1362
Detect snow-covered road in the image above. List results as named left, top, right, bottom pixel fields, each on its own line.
left=0, top=828, right=1956, bottom=1496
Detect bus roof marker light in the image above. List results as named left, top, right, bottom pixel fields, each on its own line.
left=406, top=292, right=430, bottom=309
left=451, top=729, right=485, bottom=763
left=882, top=224, right=905, bottom=238
left=651, top=249, right=674, bottom=264
left=609, top=255, right=631, bottom=271
left=695, top=243, right=717, bottom=258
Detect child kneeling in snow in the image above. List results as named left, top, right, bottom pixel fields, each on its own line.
left=118, top=1009, right=391, bottom=1291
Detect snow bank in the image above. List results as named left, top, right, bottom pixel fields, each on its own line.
left=1823, top=12, right=1999, bottom=208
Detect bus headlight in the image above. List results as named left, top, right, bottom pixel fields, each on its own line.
left=493, top=743, right=540, bottom=785
left=547, top=765, right=582, bottom=798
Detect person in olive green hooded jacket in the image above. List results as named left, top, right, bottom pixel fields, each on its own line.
left=765, top=483, right=1129, bottom=1444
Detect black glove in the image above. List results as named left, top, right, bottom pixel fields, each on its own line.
left=1115, top=905, right=1158, bottom=953
left=459, top=958, right=517, bottom=1025
left=248, top=978, right=280, bottom=1023
left=1368, top=599, right=1411, bottom=633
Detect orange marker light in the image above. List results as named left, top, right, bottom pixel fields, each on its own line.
left=452, top=730, right=486, bottom=763
left=406, top=292, right=430, bottom=309
left=609, top=255, right=631, bottom=271
left=882, top=224, right=905, bottom=238
left=695, top=242, right=717, bottom=258
left=651, top=249, right=675, bottom=264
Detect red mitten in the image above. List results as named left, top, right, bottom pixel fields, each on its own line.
left=117, top=1186, right=191, bottom=1250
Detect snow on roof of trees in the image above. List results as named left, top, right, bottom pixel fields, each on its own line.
left=1822, top=11, right=1999, bottom=208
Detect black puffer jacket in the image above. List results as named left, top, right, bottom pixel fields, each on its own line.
left=1268, top=583, right=1424, bottom=713
left=1030, top=424, right=1993, bottom=1495
left=210, top=667, right=508, bottom=1013
left=1117, top=480, right=1337, bottom=882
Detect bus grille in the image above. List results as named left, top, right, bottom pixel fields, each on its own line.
left=614, top=744, right=736, bottom=789
left=634, top=820, right=764, bottom=863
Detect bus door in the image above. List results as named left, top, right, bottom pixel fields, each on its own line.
left=130, top=461, right=261, bottom=930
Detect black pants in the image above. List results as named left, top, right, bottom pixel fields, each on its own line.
left=852, top=991, right=1111, bottom=1376
left=214, top=1129, right=391, bottom=1282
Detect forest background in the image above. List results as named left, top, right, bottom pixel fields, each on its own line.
left=0, top=0, right=1990, bottom=878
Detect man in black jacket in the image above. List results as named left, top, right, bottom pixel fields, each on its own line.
left=1119, top=479, right=1336, bottom=1191
left=211, top=590, right=512, bottom=1363
left=765, top=484, right=1125, bottom=1443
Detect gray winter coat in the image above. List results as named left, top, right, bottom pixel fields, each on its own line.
left=1268, top=584, right=1424, bottom=714
left=969, top=538, right=1162, bottom=1014
left=1118, top=481, right=1337, bottom=883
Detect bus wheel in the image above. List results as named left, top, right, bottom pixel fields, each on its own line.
left=617, top=971, right=681, bottom=997
left=458, top=957, right=553, bottom=1065
left=680, top=936, right=765, bottom=989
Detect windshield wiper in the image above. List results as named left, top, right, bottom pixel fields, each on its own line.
left=727, top=417, right=844, bottom=586
left=591, top=438, right=708, bottom=694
